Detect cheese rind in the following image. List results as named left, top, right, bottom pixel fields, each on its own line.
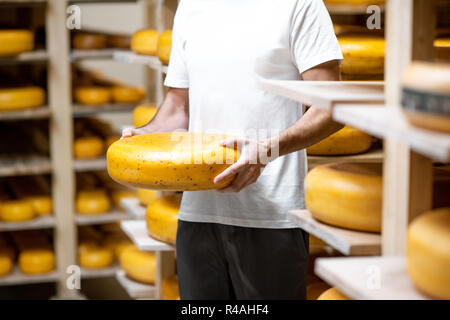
left=305, top=163, right=382, bottom=232
left=146, top=195, right=180, bottom=245
left=407, top=208, right=450, bottom=300
left=157, top=30, right=172, bottom=65
left=0, top=87, right=45, bottom=111
left=119, top=244, right=156, bottom=284
left=132, top=103, right=157, bottom=128
left=131, top=30, right=159, bottom=56
left=338, top=36, right=385, bottom=75
left=0, top=30, right=34, bottom=56
left=317, top=287, right=350, bottom=300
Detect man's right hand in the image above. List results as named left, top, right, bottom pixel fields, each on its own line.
left=121, top=127, right=142, bottom=139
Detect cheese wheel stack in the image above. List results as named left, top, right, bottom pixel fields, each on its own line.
left=11, top=231, right=55, bottom=275
left=0, top=30, right=34, bottom=56
left=7, top=176, right=52, bottom=216
left=119, top=244, right=156, bottom=284
left=107, top=132, right=239, bottom=191
left=146, top=195, right=181, bottom=245
left=137, top=189, right=158, bottom=206
left=401, top=62, right=450, bottom=133
left=407, top=208, right=450, bottom=300
left=0, top=183, right=36, bottom=223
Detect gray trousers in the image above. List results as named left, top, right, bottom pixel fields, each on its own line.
left=176, top=220, right=309, bottom=300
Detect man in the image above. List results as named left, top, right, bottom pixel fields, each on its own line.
left=123, top=0, right=343, bottom=299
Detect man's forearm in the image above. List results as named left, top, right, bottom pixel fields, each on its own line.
left=269, top=106, right=344, bottom=157
left=136, top=88, right=189, bottom=134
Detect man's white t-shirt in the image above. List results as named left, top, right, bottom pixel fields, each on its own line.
left=164, top=0, right=343, bottom=229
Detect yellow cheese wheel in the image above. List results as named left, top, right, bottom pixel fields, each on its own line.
left=157, top=30, right=172, bottom=65
left=73, top=33, right=107, bottom=50
left=107, top=34, right=131, bottom=49
left=146, top=195, right=180, bottom=245
left=111, top=86, right=145, bottom=104
left=0, top=30, right=34, bottom=56
left=19, top=249, right=55, bottom=274
left=0, top=200, right=36, bottom=222
left=162, top=275, right=180, bottom=300
left=79, top=243, right=114, bottom=269
left=26, top=196, right=52, bottom=216
left=307, top=126, right=372, bottom=155
left=111, top=189, right=137, bottom=211
left=401, top=62, right=450, bottom=133
left=338, top=36, right=385, bottom=75
left=0, top=247, right=15, bottom=277
left=0, top=87, right=45, bottom=111
left=76, top=189, right=111, bottom=215
left=74, top=136, right=104, bottom=159
left=75, top=87, right=111, bottom=105
left=407, top=208, right=450, bottom=300
left=137, top=189, right=158, bottom=206
left=305, top=163, right=382, bottom=232
left=434, top=38, right=450, bottom=62
left=317, top=287, right=351, bottom=300
left=307, top=282, right=331, bottom=300
left=107, top=132, right=239, bottom=191
left=132, top=103, right=157, bottom=127
left=131, top=30, right=159, bottom=55
left=119, top=244, right=156, bottom=284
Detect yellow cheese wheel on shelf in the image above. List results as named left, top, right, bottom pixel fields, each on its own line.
left=317, top=287, right=351, bottom=300
left=107, top=34, right=131, bottom=49
left=74, top=136, right=104, bottom=159
left=307, top=126, right=372, bottom=155
left=72, top=33, right=107, bottom=50
left=104, top=235, right=133, bottom=260
left=401, top=62, right=450, bottom=133
left=78, top=242, right=114, bottom=269
left=76, top=189, right=111, bottom=215
left=338, top=36, right=385, bottom=75
left=119, top=244, right=156, bottom=284
left=75, top=87, right=111, bottom=105
left=162, top=275, right=180, bottom=300
left=137, top=189, right=158, bottom=206
left=107, top=132, right=239, bottom=191
left=146, top=195, right=181, bottom=245
left=407, top=208, right=450, bottom=300
left=26, top=196, right=52, bottom=216
left=111, top=86, right=145, bottom=104
left=434, top=38, right=450, bottom=62
left=132, top=103, right=157, bottom=127
left=0, top=87, right=45, bottom=111
left=19, top=249, right=55, bottom=274
left=0, top=246, right=15, bottom=277
left=305, top=163, right=382, bottom=232
left=0, top=30, right=34, bottom=56
left=0, top=200, right=36, bottom=222
left=110, top=189, right=137, bottom=211
left=157, top=30, right=172, bottom=65
left=307, top=282, right=331, bottom=300
left=131, top=30, right=159, bottom=56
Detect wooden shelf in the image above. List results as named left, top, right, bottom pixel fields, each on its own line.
left=113, top=50, right=167, bottom=74
left=0, top=107, right=51, bottom=121
left=259, top=80, right=384, bottom=110
left=307, top=148, right=383, bottom=170
left=72, top=103, right=135, bottom=117
left=0, top=50, right=47, bottom=64
left=0, top=267, right=58, bottom=287
left=325, top=4, right=385, bottom=15
left=120, top=220, right=174, bottom=251
left=0, top=154, right=51, bottom=177
left=120, top=197, right=146, bottom=220
left=115, top=269, right=155, bottom=299
left=315, top=256, right=430, bottom=300
left=332, top=105, right=450, bottom=162
left=289, top=209, right=381, bottom=255
left=73, top=157, right=107, bottom=172
left=70, top=49, right=115, bottom=61
left=80, top=264, right=119, bottom=279
left=75, top=209, right=130, bottom=225
left=0, top=215, right=55, bottom=231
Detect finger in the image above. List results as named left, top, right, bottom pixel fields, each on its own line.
left=121, top=128, right=134, bottom=139
left=219, top=137, right=245, bottom=149
left=214, top=160, right=247, bottom=184
left=219, top=168, right=258, bottom=193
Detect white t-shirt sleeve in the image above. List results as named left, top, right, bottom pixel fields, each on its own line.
left=290, top=0, right=343, bottom=74
left=164, top=1, right=189, bottom=88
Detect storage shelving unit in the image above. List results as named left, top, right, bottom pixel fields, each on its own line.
left=0, top=216, right=55, bottom=232
left=263, top=0, right=446, bottom=299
